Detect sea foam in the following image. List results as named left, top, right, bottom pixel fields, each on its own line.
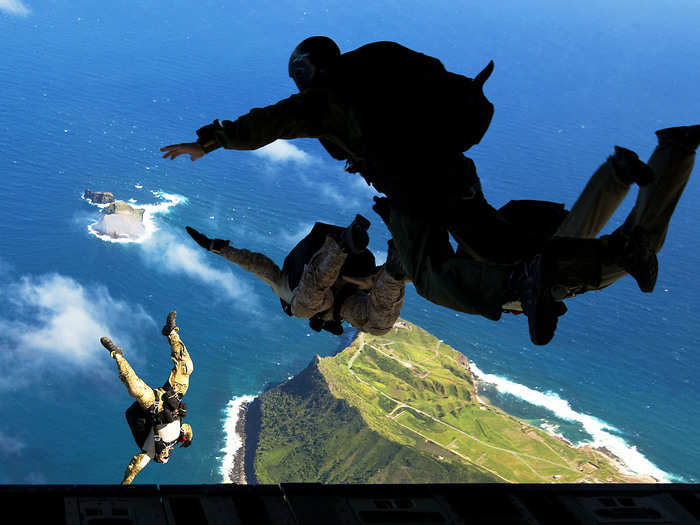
left=220, top=394, right=256, bottom=484
left=469, top=362, right=674, bottom=481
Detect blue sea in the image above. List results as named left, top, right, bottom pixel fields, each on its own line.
left=1, top=0, right=698, bottom=484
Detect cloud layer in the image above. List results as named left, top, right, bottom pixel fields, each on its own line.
left=249, top=140, right=379, bottom=212
left=253, top=140, right=311, bottom=164
left=138, top=228, right=261, bottom=311
left=0, top=273, right=153, bottom=391
left=0, top=0, right=29, bottom=16
left=0, top=431, right=26, bottom=456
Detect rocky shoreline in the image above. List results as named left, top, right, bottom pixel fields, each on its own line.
left=228, top=401, right=249, bottom=484
left=465, top=361, right=657, bottom=483
left=228, top=397, right=262, bottom=485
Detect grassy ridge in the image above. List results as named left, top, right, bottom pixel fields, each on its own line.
left=253, top=356, right=497, bottom=483
left=253, top=320, right=644, bottom=483
left=318, top=320, right=643, bottom=483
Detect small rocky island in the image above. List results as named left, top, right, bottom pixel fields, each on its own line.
left=84, top=189, right=145, bottom=240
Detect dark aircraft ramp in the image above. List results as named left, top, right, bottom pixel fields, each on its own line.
left=1, top=482, right=699, bottom=524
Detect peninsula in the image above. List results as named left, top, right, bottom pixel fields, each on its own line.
left=233, top=320, right=656, bottom=484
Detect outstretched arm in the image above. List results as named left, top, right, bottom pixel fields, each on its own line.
left=161, top=89, right=336, bottom=159
left=186, top=226, right=286, bottom=296
left=121, top=452, right=150, bottom=485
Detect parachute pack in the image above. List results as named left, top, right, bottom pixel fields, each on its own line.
left=330, top=41, right=495, bottom=155
left=124, top=384, right=186, bottom=450
left=280, top=222, right=376, bottom=335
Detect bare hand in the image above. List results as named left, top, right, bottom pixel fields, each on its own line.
left=160, top=142, right=205, bottom=161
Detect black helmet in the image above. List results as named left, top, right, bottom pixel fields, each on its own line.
left=288, top=36, right=341, bottom=90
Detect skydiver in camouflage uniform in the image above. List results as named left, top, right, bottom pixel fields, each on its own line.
left=160, top=36, right=690, bottom=345
left=186, top=214, right=407, bottom=336
left=102, top=310, right=194, bottom=485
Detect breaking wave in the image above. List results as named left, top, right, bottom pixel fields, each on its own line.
left=469, top=362, right=674, bottom=482
left=220, top=394, right=256, bottom=483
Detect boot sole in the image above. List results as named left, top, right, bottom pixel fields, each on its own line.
left=162, top=311, right=177, bottom=336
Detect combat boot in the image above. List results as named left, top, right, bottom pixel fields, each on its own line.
left=161, top=310, right=177, bottom=336
left=101, top=337, right=124, bottom=358
left=339, top=214, right=370, bottom=254
left=612, top=146, right=655, bottom=186
left=605, top=226, right=658, bottom=293
left=656, top=124, right=700, bottom=152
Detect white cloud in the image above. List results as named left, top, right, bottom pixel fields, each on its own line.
left=294, top=165, right=379, bottom=212
left=349, top=174, right=380, bottom=198
left=373, top=249, right=388, bottom=265
left=0, top=274, right=154, bottom=391
left=276, top=222, right=317, bottom=249
left=295, top=171, right=367, bottom=210
left=319, top=181, right=352, bottom=206
left=253, top=140, right=312, bottom=164
left=0, top=431, right=26, bottom=456
left=138, top=228, right=261, bottom=311
left=0, top=0, right=29, bottom=16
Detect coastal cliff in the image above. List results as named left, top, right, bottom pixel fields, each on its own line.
left=239, top=355, right=496, bottom=484
left=232, top=320, right=656, bottom=484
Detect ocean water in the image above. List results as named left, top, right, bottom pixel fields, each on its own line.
left=1, top=0, right=699, bottom=484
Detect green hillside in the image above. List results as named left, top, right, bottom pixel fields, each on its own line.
left=251, top=320, right=646, bottom=484
left=252, top=355, right=498, bottom=484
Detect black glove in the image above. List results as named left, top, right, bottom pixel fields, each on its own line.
left=322, top=320, right=344, bottom=335
left=309, top=316, right=324, bottom=332
left=185, top=226, right=229, bottom=252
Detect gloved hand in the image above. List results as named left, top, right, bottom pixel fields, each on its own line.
left=185, top=226, right=230, bottom=253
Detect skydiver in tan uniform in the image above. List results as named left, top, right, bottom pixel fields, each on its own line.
left=102, top=310, right=194, bottom=485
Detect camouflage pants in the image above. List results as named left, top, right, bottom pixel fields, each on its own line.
left=219, top=235, right=405, bottom=335
left=113, top=328, right=193, bottom=410
left=340, top=266, right=406, bottom=336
